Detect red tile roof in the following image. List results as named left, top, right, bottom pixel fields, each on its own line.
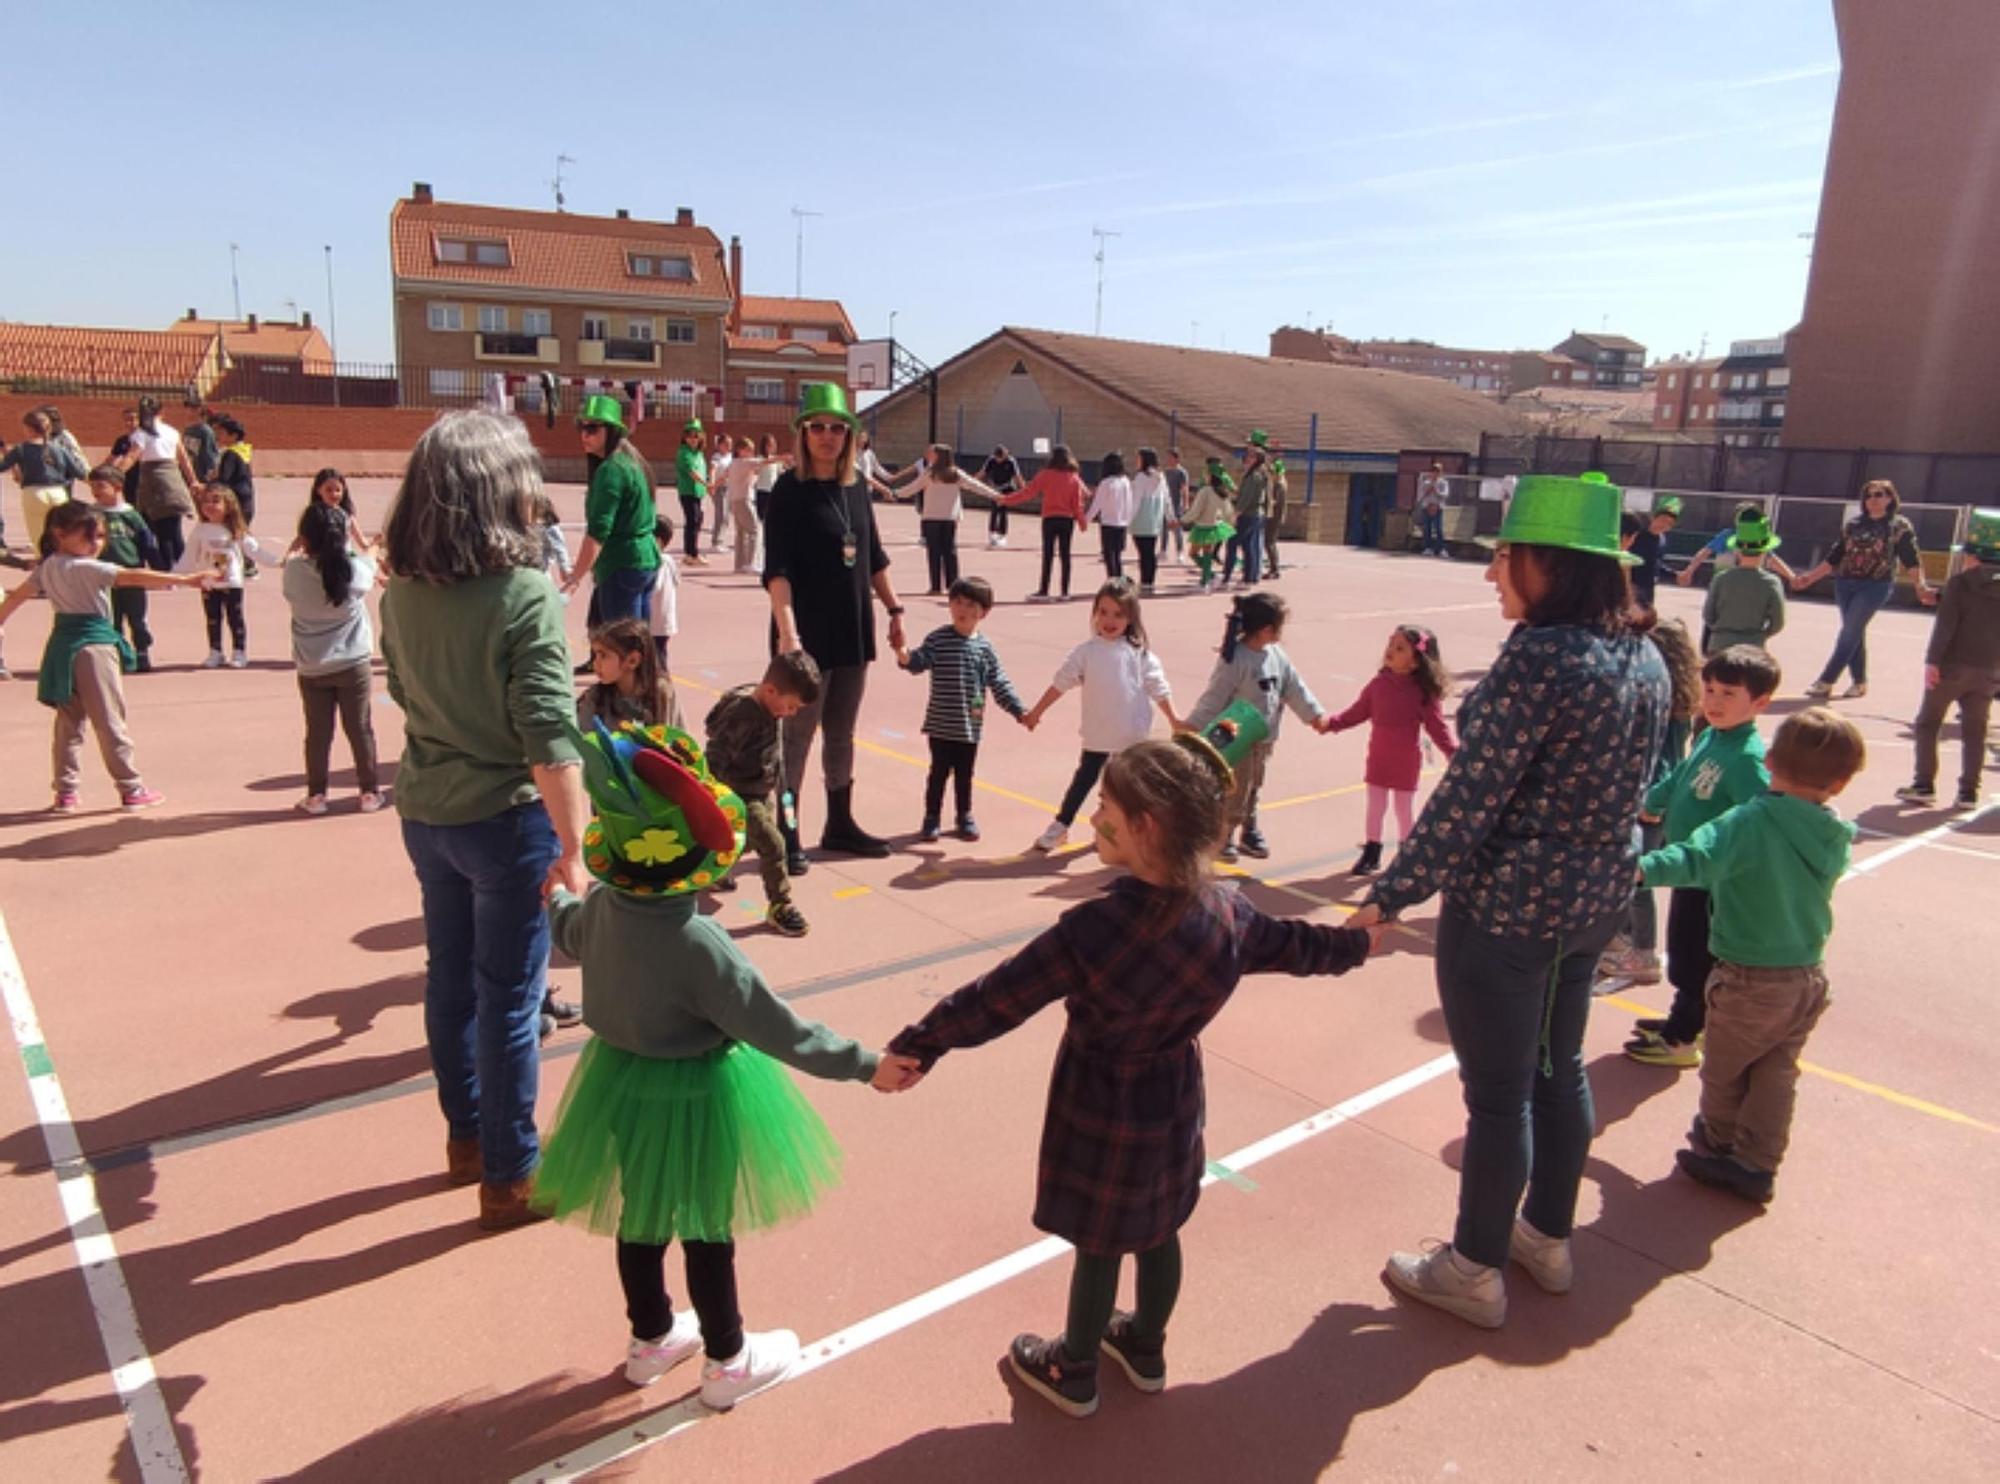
left=0, top=324, right=220, bottom=390
left=736, top=296, right=856, bottom=338
left=170, top=318, right=333, bottom=362
left=390, top=199, right=729, bottom=302
left=726, top=334, right=847, bottom=359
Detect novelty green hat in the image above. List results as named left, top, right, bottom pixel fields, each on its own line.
left=793, top=382, right=858, bottom=430
left=1247, top=429, right=1271, bottom=450
left=682, top=418, right=704, bottom=435
left=575, top=719, right=746, bottom=897
left=1179, top=699, right=1270, bottom=792
left=578, top=393, right=626, bottom=433
left=1954, top=507, right=2000, bottom=561
left=1653, top=495, right=1684, bottom=518
left=1726, top=508, right=1781, bottom=555
left=1487, top=471, right=1638, bottom=564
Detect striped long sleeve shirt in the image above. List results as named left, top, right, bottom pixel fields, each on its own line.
left=904, top=625, right=1027, bottom=743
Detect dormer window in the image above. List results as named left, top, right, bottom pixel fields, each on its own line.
left=628, top=253, right=694, bottom=281
left=435, top=236, right=511, bottom=267
left=742, top=325, right=779, bottom=340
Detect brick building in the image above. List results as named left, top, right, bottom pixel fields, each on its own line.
left=1507, top=351, right=1594, bottom=392
left=1714, top=336, right=1790, bottom=448
left=1270, top=326, right=1511, bottom=391
left=727, top=291, right=858, bottom=419
left=1652, top=356, right=1725, bottom=434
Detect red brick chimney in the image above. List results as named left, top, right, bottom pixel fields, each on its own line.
left=675, top=207, right=694, bottom=227
left=729, top=235, right=743, bottom=333
left=301, top=310, right=313, bottom=329
left=412, top=181, right=434, bottom=205
left=247, top=313, right=259, bottom=332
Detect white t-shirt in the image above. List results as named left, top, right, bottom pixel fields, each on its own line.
left=650, top=553, right=680, bottom=639
left=903, top=471, right=963, bottom=523
left=128, top=421, right=182, bottom=463
left=1087, top=475, right=1136, bottom=528
left=32, top=555, right=120, bottom=619
left=723, top=458, right=761, bottom=507
left=709, top=452, right=733, bottom=493
left=1051, top=634, right=1172, bottom=752
left=181, top=522, right=275, bottom=589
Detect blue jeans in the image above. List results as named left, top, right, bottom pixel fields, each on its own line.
left=1817, top=577, right=1893, bottom=687
left=593, top=564, right=658, bottom=626
left=402, top=802, right=559, bottom=1183
left=1434, top=902, right=1621, bottom=1267
left=1419, top=507, right=1446, bottom=555
left=1221, top=514, right=1264, bottom=583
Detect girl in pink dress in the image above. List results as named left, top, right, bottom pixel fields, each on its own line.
left=1321, top=625, right=1458, bottom=875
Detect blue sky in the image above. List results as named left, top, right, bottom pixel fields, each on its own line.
left=5, top=1, right=1838, bottom=370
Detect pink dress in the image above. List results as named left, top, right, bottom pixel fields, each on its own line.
left=1326, top=669, right=1456, bottom=791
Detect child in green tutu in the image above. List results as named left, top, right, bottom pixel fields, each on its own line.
left=531, top=718, right=917, bottom=1409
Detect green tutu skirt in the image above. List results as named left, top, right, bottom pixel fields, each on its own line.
left=531, top=1039, right=842, bottom=1244
left=1188, top=520, right=1235, bottom=548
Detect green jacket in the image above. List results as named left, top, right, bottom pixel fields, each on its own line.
left=1703, top=565, right=1786, bottom=654
left=584, top=450, right=660, bottom=577
left=675, top=445, right=708, bottom=500
left=549, top=888, right=878, bottom=1078
left=1234, top=467, right=1270, bottom=521
left=39, top=615, right=133, bottom=707
left=380, top=567, right=582, bottom=825
left=1642, top=791, right=1853, bottom=967
left=1644, top=719, right=1767, bottom=845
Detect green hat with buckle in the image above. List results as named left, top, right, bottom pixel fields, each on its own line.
left=1954, top=507, right=2000, bottom=561
left=1486, top=471, right=1638, bottom=564
left=793, top=382, right=858, bottom=430
left=578, top=392, right=626, bottom=433
left=1727, top=508, right=1781, bottom=555
left=1178, top=699, right=1270, bottom=792
left=574, top=719, right=746, bottom=898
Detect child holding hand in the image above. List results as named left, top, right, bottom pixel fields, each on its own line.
left=1321, top=624, right=1458, bottom=876
left=895, top=575, right=1028, bottom=842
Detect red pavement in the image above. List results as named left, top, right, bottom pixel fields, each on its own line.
left=1, top=479, right=1995, bottom=1481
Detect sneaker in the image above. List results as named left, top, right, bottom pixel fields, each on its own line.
left=49, top=792, right=80, bottom=814
left=1033, top=820, right=1069, bottom=852
left=785, top=847, right=811, bottom=877
left=1508, top=1216, right=1573, bottom=1295
left=1237, top=829, right=1271, bottom=859
left=1955, top=789, right=1981, bottom=811
left=1840, top=681, right=1867, bottom=699
left=1674, top=1148, right=1774, bottom=1204
left=1006, top=1332, right=1099, bottom=1418
left=538, top=1012, right=556, bottom=1042
left=767, top=902, right=809, bottom=938
left=1596, top=947, right=1661, bottom=985
left=543, top=996, right=583, bottom=1028
left=1383, top=1242, right=1506, bottom=1329
left=134, top=652, right=152, bottom=674
left=228, top=652, right=248, bottom=669
left=0, top=663, right=10, bottom=681
left=1098, top=1312, right=1166, bottom=1394
left=1632, top=1016, right=1668, bottom=1037
left=699, top=1329, right=799, bottom=1411
left=919, top=815, right=941, bottom=843
left=120, top=788, right=165, bottom=811
left=202, top=649, right=225, bottom=669
left=1218, top=841, right=1239, bottom=863
left=1625, top=1036, right=1700, bottom=1068
left=1894, top=784, right=1937, bottom=806
left=625, top=1310, right=703, bottom=1388
left=1803, top=681, right=1833, bottom=700
left=956, top=815, right=980, bottom=841
left=358, top=791, right=386, bottom=814
left=296, top=794, right=329, bottom=817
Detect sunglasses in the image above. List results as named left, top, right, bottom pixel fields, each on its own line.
left=802, top=420, right=849, bottom=436
left=577, top=422, right=607, bottom=434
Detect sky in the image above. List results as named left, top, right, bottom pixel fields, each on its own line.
left=5, top=1, right=1840, bottom=372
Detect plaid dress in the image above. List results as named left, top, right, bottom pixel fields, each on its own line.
left=889, top=877, right=1371, bottom=1255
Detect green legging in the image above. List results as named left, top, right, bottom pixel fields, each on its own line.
left=1061, top=1234, right=1183, bottom=1364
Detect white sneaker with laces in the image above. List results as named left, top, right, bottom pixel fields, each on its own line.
left=699, top=1328, right=799, bottom=1411
left=625, top=1310, right=703, bottom=1387
left=1033, top=820, right=1069, bottom=852
left=1508, top=1216, right=1574, bottom=1294
left=228, top=652, right=248, bottom=669
left=202, top=650, right=225, bottom=669
left=1384, top=1242, right=1506, bottom=1328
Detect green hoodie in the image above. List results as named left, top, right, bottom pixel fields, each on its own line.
left=1641, top=791, right=1854, bottom=967
left=1644, top=719, right=1768, bottom=844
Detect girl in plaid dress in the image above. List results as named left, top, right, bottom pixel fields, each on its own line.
left=889, top=736, right=1379, bottom=1417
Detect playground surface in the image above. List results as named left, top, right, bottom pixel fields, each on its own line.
left=2, top=480, right=1995, bottom=1481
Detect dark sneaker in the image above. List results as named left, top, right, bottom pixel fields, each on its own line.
left=1633, top=1016, right=1668, bottom=1036
left=1895, top=784, right=1937, bottom=806
left=956, top=815, right=981, bottom=841
left=767, top=902, right=809, bottom=938
left=134, top=652, right=153, bottom=674
left=1218, top=841, right=1239, bottom=864
left=1675, top=1148, right=1774, bottom=1204
left=1098, top=1312, right=1165, bottom=1393
left=542, top=996, right=583, bottom=1028
left=919, top=815, right=941, bottom=843
left=785, top=848, right=811, bottom=877
left=1007, top=1332, right=1098, bottom=1418
left=1955, top=789, right=1980, bottom=811
left=1237, top=830, right=1271, bottom=859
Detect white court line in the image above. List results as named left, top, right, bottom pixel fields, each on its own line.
left=0, top=912, right=189, bottom=1484
left=516, top=1052, right=1458, bottom=1483
left=1840, top=799, right=2000, bottom=883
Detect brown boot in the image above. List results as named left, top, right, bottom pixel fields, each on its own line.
left=446, top=1138, right=482, bottom=1187
left=478, top=1177, right=548, bottom=1232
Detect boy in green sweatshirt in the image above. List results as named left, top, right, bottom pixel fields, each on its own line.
left=1626, top=645, right=1777, bottom=1067
left=1702, top=509, right=1786, bottom=656
left=1639, top=707, right=1865, bottom=1202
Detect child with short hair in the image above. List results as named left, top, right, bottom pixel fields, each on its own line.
left=1021, top=578, right=1181, bottom=852
left=1897, top=508, right=1999, bottom=811
left=182, top=483, right=273, bottom=668
left=1703, top=509, right=1787, bottom=655
left=89, top=463, right=160, bottom=672
left=703, top=651, right=824, bottom=938
left=1640, top=708, right=1866, bottom=1202
left=649, top=513, right=680, bottom=671
left=1320, top=621, right=1458, bottom=876
left=579, top=617, right=684, bottom=733
left=887, top=735, right=1378, bottom=1417
left=894, top=575, right=1029, bottom=842
left=1626, top=645, right=1779, bottom=1068
left=0, top=502, right=204, bottom=811
left=1183, top=591, right=1328, bottom=862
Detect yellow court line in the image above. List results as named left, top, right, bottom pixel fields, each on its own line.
left=832, top=886, right=873, bottom=901
left=854, top=737, right=1060, bottom=813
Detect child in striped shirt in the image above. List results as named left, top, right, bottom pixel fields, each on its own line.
left=894, top=576, right=1029, bottom=842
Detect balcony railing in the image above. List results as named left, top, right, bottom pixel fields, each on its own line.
left=474, top=333, right=558, bottom=364
left=604, top=337, right=660, bottom=364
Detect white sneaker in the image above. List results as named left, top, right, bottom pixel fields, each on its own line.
left=296, top=794, right=329, bottom=817
left=1384, top=1242, right=1506, bottom=1328
left=228, top=652, right=248, bottom=669
left=202, top=650, right=225, bottom=669
left=1033, top=820, right=1069, bottom=852
left=699, top=1328, right=799, bottom=1411
left=625, top=1310, right=703, bottom=1387
left=1508, top=1216, right=1574, bottom=1294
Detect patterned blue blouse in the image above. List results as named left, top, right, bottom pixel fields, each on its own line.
left=1367, top=623, right=1670, bottom=939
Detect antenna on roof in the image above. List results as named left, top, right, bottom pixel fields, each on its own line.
left=551, top=154, right=575, bottom=212
left=1091, top=226, right=1121, bottom=336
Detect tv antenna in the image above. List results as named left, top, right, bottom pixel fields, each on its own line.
left=791, top=206, right=823, bottom=296
left=551, top=154, right=576, bottom=212
left=1092, top=226, right=1121, bottom=336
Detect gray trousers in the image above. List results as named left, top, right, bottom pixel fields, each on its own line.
left=54, top=645, right=142, bottom=795
left=781, top=661, right=869, bottom=805
left=1911, top=664, right=1995, bottom=796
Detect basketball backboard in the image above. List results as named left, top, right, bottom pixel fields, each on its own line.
left=846, top=338, right=893, bottom=391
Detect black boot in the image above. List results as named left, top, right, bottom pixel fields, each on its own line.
left=819, top=785, right=890, bottom=858
left=778, top=800, right=810, bottom=877
left=1352, top=840, right=1383, bottom=876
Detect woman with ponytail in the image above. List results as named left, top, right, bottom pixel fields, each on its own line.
left=283, top=501, right=383, bottom=815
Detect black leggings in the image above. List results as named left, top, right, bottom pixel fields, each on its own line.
left=1661, top=887, right=1714, bottom=1044
left=988, top=502, right=1010, bottom=537
left=1099, top=524, right=1128, bottom=579
left=920, top=518, right=960, bottom=592
left=148, top=516, right=185, bottom=573
left=1134, top=535, right=1159, bottom=588
left=1039, top=516, right=1076, bottom=597
left=1056, top=750, right=1109, bottom=826
left=680, top=495, right=704, bottom=558
left=616, top=1237, right=744, bottom=1359
left=1062, top=1236, right=1183, bottom=1363
left=203, top=588, right=246, bottom=652
left=924, top=737, right=979, bottom=819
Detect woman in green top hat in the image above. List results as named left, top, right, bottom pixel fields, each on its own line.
left=1350, top=471, right=1671, bottom=1329
left=563, top=394, right=661, bottom=625
left=761, top=382, right=908, bottom=868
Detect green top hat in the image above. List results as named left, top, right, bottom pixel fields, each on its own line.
left=1653, top=495, right=1683, bottom=519
left=578, top=392, right=626, bottom=433
left=1489, top=471, right=1638, bottom=565
left=1954, top=507, right=2000, bottom=560
left=682, top=418, right=704, bottom=435
left=1270, top=458, right=1287, bottom=476
left=1179, top=699, right=1270, bottom=791
left=574, top=719, right=747, bottom=897
left=1727, top=509, right=1781, bottom=555
left=1246, top=429, right=1271, bottom=450
left=793, top=382, right=858, bottom=430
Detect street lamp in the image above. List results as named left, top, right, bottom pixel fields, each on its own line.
left=323, top=245, right=342, bottom=408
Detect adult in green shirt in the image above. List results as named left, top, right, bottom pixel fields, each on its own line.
left=379, top=410, right=592, bottom=1232
left=562, top=394, right=658, bottom=625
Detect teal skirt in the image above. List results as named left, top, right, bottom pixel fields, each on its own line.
left=531, top=1039, right=842, bottom=1244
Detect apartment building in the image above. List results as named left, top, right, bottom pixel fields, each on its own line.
left=1553, top=331, right=1648, bottom=389
left=1714, top=336, right=1790, bottom=448
left=1652, top=356, right=1725, bottom=434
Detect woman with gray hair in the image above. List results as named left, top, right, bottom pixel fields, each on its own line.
left=379, top=410, right=590, bottom=1231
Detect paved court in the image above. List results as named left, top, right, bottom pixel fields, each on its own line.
left=1, top=478, right=1995, bottom=1481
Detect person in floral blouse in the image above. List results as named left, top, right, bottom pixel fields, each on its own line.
left=1790, top=479, right=1937, bottom=699
left=1350, top=471, right=1670, bottom=1330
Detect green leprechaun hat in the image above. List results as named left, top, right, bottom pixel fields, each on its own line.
left=1727, top=508, right=1781, bottom=555
left=1178, top=699, right=1271, bottom=791
left=682, top=417, right=704, bottom=435
left=1247, top=429, right=1271, bottom=450
left=1653, top=494, right=1683, bottom=519
left=1954, top=507, right=2000, bottom=561
left=574, top=719, right=747, bottom=897
left=794, top=381, right=859, bottom=430
left=1487, top=471, right=1639, bottom=565
left=578, top=392, right=626, bottom=432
